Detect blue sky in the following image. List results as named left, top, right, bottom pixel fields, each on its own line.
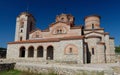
left=0, top=0, right=120, bottom=48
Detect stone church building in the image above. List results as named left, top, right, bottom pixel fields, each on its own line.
left=7, top=12, right=115, bottom=64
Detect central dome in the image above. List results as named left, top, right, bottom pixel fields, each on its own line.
left=55, top=13, right=75, bottom=26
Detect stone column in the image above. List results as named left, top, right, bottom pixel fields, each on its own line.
left=25, top=49, right=28, bottom=58
left=44, top=49, right=47, bottom=60
left=34, top=49, right=37, bottom=58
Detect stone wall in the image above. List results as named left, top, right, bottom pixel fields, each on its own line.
left=0, top=62, right=15, bottom=71
left=14, top=63, right=114, bottom=75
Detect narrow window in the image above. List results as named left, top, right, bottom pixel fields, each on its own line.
left=92, top=48, right=94, bottom=55
left=61, top=18, right=64, bottom=21
left=57, top=29, right=60, bottom=34
left=21, top=30, right=23, bottom=33
left=60, top=30, right=62, bottom=33
left=69, top=48, right=72, bottom=54
left=92, top=24, right=94, bottom=29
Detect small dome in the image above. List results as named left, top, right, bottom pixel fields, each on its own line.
left=55, top=13, right=75, bottom=26
left=84, top=15, right=101, bottom=29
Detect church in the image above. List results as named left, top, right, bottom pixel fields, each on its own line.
left=7, top=12, right=115, bottom=64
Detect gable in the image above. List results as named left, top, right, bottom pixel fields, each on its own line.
left=29, top=29, right=42, bottom=39
left=49, top=22, right=70, bottom=35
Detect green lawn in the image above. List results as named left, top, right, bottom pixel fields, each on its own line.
left=0, top=70, right=57, bottom=75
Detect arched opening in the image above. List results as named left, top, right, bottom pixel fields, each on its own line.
left=37, top=46, right=43, bottom=57
left=20, top=30, right=23, bottom=33
left=19, top=46, right=25, bottom=57
left=64, top=44, right=78, bottom=55
left=92, top=24, right=94, bottom=29
left=28, top=46, right=34, bottom=57
left=92, top=48, right=94, bottom=55
left=47, top=46, right=54, bottom=60
left=69, top=48, right=73, bottom=54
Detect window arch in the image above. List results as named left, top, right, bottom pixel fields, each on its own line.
left=37, top=46, right=43, bottom=57
left=47, top=46, right=54, bottom=60
left=52, top=26, right=67, bottom=34
left=28, top=46, right=34, bottom=57
left=19, top=46, right=25, bottom=57
left=64, top=44, right=78, bottom=55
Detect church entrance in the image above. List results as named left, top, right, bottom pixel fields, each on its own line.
left=46, top=46, right=54, bottom=60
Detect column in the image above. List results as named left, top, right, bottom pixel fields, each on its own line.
left=34, top=49, right=37, bottom=58
left=25, top=49, right=28, bottom=58
left=44, top=48, right=47, bottom=60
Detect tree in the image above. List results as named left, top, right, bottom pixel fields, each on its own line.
left=115, top=46, right=120, bottom=53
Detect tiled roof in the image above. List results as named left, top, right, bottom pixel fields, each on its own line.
left=70, top=26, right=82, bottom=29
left=29, top=28, right=41, bottom=34
left=84, top=14, right=101, bottom=20
left=8, top=36, right=84, bottom=44
left=85, top=35, right=101, bottom=39
left=49, top=22, right=70, bottom=27
left=84, top=31, right=109, bottom=35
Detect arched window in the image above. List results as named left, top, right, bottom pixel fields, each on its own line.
left=20, top=30, right=23, bottom=33
left=59, top=29, right=62, bottom=33
left=37, top=46, right=43, bottom=57
left=64, top=44, right=78, bottom=55
left=47, top=46, right=54, bottom=60
left=57, top=30, right=59, bottom=33
left=92, top=48, right=94, bottom=55
left=19, top=46, right=25, bottom=57
left=57, top=29, right=63, bottom=34
left=92, top=24, right=94, bottom=29
left=69, top=48, right=72, bottom=53
left=61, top=17, right=64, bottom=21
left=52, top=26, right=67, bottom=35
left=28, top=46, right=34, bottom=57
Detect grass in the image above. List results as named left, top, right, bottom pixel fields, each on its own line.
left=0, top=70, right=57, bottom=75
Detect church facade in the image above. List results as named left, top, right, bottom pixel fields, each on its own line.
left=7, top=12, right=115, bottom=64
